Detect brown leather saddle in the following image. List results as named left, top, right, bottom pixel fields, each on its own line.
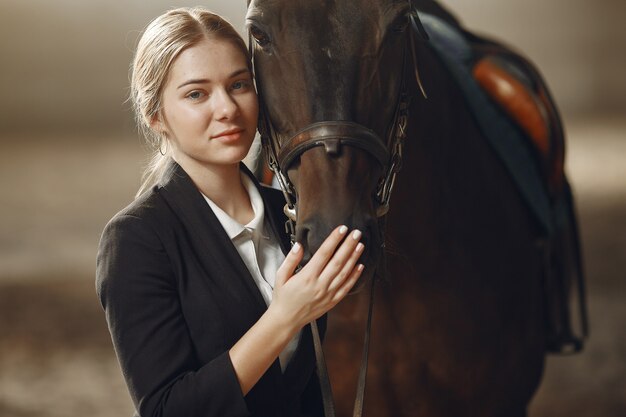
left=472, top=44, right=565, bottom=197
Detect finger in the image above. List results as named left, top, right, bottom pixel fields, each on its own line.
left=302, top=225, right=350, bottom=276
left=317, top=229, right=362, bottom=286
left=275, top=242, right=304, bottom=288
left=327, top=241, right=364, bottom=291
left=332, top=264, right=364, bottom=303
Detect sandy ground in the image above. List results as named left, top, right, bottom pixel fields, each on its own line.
left=0, top=115, right=624, bottom=416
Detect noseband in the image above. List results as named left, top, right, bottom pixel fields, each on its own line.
left=278, top=121, right=390, bottom=175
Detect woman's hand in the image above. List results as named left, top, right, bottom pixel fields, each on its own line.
left=270, top=225, right=365, bottom=331
left=229, top=225, right=363, bottom=394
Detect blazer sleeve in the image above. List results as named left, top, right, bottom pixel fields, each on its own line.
left=96, top=213, right=250, bottom=417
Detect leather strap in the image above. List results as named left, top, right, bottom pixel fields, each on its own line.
left=352, top=278, right=376, bottom=417
left=311, top=319, right=336, bottom=417
left=310, top=278, right=376, bottom=417
left=278, top=121, right=390, bottom=176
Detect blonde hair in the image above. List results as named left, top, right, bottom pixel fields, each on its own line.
left=130, top=7, right=251, bottom=197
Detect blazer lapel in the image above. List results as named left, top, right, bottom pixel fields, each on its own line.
left=157, top=162, right=268, bottom=317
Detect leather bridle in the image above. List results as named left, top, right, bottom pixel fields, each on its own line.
left=248, top=2, right=428, bottom=416
left=253, top=5, right=427, bottom=243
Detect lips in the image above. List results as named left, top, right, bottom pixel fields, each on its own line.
left=212, top=127, right=244, bottom=142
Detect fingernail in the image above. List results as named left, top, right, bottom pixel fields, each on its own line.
left=352, top=229, right=362, bottom=240
left=355, top=242, right=364, bottom=253
left=291, top=242, right=301, bottom=253
left=357, top=264, right=364, bottom=272
left=339, top=225, right=348, bottom=234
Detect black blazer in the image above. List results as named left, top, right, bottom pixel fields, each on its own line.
left=96, top=162, right=325, bottom=417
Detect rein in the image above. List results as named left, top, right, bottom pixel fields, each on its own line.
left=249, top=2, right=428, bottom=416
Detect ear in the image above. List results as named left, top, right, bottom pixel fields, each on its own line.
left=150, top=113, right=167, bottom=135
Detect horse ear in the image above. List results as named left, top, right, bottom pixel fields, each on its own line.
left=409, top=1, right=430, bottom=41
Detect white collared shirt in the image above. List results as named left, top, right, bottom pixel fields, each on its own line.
left=202, top=173, right=300, bottom=371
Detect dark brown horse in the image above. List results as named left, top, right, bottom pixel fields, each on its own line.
left=245, top=1, right=585, bottom=416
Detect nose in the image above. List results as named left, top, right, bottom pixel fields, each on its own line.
left=214, top=89, right=239, bottom=120
left=296, top=217, right=378, bottom=267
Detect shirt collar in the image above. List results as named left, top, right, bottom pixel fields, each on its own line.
left=202, top=172, right=269, bottom=241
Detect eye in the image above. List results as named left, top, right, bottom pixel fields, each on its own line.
left=186, top=90, right=205, bottom=100
left=250, top=25, right=271, bottom=48
left=231, top=80, right=251, bottom=91
left=392, top=16, right=410, bottom=33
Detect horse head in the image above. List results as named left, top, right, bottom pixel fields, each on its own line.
left=247, top=0, right=422, bottom=281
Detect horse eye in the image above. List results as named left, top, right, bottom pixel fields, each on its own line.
left=392, top=19, right=409, bottom=33
left=250, top=26, right=271, bottom=47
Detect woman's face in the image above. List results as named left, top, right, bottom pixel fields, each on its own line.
left=158, top=38, right=258, bottom=170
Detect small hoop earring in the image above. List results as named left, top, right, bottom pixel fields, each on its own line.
left=159, top=138, right=168, bottom=156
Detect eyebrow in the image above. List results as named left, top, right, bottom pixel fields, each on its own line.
left=177, top=68, right=251, bottom=89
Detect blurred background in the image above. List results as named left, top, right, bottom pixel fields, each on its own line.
left=0, top=0, right=624, bottom=416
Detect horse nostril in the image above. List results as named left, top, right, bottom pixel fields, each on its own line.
left=301, top=248, right=313, bottom=266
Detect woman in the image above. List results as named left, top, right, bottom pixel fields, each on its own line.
left=96, top=7, right=364, bottom=417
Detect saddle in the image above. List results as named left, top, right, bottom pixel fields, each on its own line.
left=472, top=45, right=564, bottom=196
left=418, top=9, right=588, bottom=354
